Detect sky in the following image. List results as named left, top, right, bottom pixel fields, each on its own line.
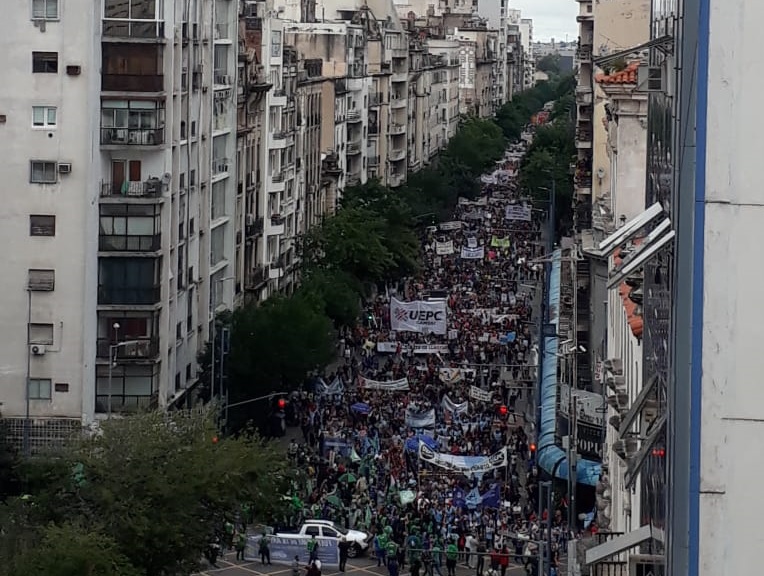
left=510, top=0, right=578, bottom=43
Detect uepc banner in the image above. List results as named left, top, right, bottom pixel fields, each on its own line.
left=390, top=298, right=447, bottom=335
left=418, top=443, right=508, bottom=472
left=461, top=246, right=485, bottom=259
left=505, top=204, right=532, bottom=222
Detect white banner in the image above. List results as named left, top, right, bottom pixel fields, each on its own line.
left=318, top=377, right=344, bottom=395
left=442, top=395, right=470, bottom=415
left=439, top=221, right=462, bottom=231
left=413, top=344, right=449, bottom=355
left=505, top=204, right=532, bottom=222
left=461, top=246, right=485, bottom=259
left=470, top=385, right=494, bottom=402
left=377, top=342, right=399, bottom=353
left=406, top=408, right=436, bottom=428
left=435, top=240, right=455, bottom=255
left=390, top=298, right=447, bottom=335
left=418, top=443, right=508, bottom=472
left=439, top=368, right=477, bottom=384
left=360, top=377, right=410, bottom=391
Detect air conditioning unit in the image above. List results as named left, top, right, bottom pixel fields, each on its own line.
left=605, top=374, right=625, bottom=391
left=30, top=344, right=46, bottom=356
left=637, top=65, right=665, bottom=92
left=58, top=163, right=72, bottom=174
left=642, top=398, right=659, bottom=423
left=612, top=439, right=626, bottom=460
left=604, top=358, right=623, bottom=375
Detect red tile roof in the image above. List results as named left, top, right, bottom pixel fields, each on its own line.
left=595, top=61, right=640, bottom=85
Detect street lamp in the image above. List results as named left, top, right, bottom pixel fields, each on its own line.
left=108, top=322, right=142, bottom=419
left=210, top=276, right=235, bottom=417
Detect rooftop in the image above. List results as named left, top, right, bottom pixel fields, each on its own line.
left=595, top=61, right=640, bottom=85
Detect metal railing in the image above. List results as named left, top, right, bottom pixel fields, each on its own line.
left=213, top=157, right=231, bottom=175
left=102, top=74, right=164, bottom=92
left=97, top=285, right=161, bottom=306
left=102, top=19, right=165, bottom=39
left=100, top=128, right=164, bottom=146
left=96, top=337, right=159, bottom=359
left=99, top=234, right=161, bottom=252
left=100, top=180, right=163, bottom=198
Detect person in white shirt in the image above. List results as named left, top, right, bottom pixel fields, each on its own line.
left=465, top=534, right=479, bottom=568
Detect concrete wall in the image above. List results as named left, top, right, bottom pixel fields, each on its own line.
left=592, top=0, right=650, bottom=56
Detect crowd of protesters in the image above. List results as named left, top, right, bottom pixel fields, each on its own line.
left=280, top=143, right=567, bottom=576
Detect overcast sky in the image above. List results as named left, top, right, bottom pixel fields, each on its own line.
left=511, top=0, right=578, bottom=43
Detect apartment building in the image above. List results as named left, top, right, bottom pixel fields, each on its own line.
left=451, top=21, right=500, bottom=118
left=519, top=18, right=534, bottom=89
left=0, top=0, right=238, bottom=448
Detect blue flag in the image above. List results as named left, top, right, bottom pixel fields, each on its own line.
left=465, top=487, right=482, bottom=509
left=481, top=483, right=501, bottom=509
left=453, top=487, right=466, bottom=509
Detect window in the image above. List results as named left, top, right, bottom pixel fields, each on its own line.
left=98, top=259, right=158, bottom=304
left=30, top=214, right=56, bottom=236
left=28, top=378, right=52, bottom=400
left=29, top=323, right=54, bottom=345
left=32, top=106, right=57, bottom=127
left=30, top=161, right=57, bottom=183
left=28, top=269, right=55, bottom=291
left=32, top=0, right=58, bottom=19
left=32, top=52, right=58, bottom=73
left=322, top=528, right=338, bottom=538
left=55, top=382, right=69, bottom=393
left=305, top=527, right=320, bottom=537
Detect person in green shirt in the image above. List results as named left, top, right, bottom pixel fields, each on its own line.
left=307, top=534, right=319, bottom=562
left=407, top=531, right=422, bottom=565
left=386, top=540, right=400, bottom=576
left=236, top=531, right=249, bottom=562
left=446, top=540, right=459, bottom=576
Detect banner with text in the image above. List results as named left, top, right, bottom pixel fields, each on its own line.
left=413, top=344, right=450, bottom=355
left=247, top=536, right=339, bottom=566
left=360, top=376, right=410, bottom=391
left=469, top=385, right=494, bottom=402
left=418, top=443, right=508, bottom=472
left=390, top=298, right=448, bottom=335
left=435, top=240, right=455, bottom=255
left=490, top=236, right=511, bottom=248
left=461, top=246, right=485, bottom=260
left=505, top=204, right=532, bottom=222
left=439, top=221, right=462, bottom=231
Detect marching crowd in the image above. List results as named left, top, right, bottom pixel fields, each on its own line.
left=281, top=145, right=566, bottom=576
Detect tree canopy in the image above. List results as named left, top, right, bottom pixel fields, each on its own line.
left=0, top=411, right=294, bottom=576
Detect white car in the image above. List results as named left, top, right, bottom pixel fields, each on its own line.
left=279, top=520, right=370, bottom=558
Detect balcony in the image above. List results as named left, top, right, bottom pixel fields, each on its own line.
left=245, top=265, right=268, bottom=290
left=577, top=45, right=593, bottom=63
left=213, top=157, right=231, bottom=175
left=389, top=148, right=406, bottom=162
left=101, top=127, right=163, bottom=147
left=96, top=337, right=160, bottom=360
left=98, top=285, right=161, bottom=306
left=272, top=170, right=285, bottom=182
left=269, top=215, right=285, bottom=235
left=99, top=234, right=161, bottom=252
left=270, top=131, right=288, bottom=148
left=577, top=3, right=594, bottom=21
left=392, top=71, right=407, bottom=83
left=100, top=179, right=164, bottom=199
left=214, top=70, right=233, bottom=87
left=369, top=92, right=383, bottom=106
left=347, top=110, right=362, bottom=123
left=246, top=216, right=264, bottom=238
left=102, top=19, right=165, bottom=41
left=389, top=172, right=404, bottom=187
left=391, top=96, right=406, bottom=109
left=576, top=127, right=593, bottom=147
left=347, top=142, right=361, bottom=155
left=346, top=175, right=361, bottom=187
left=102, top=74, right=164, bottom=92
left=368, top=156, right=379, bottom=167
left=268, top=263, right=283, bottom=280
left=390, top=123, right=406, bottom=135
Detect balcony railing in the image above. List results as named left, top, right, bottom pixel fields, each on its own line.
left=101, top=128, right=164, bottom=146
left=96, top=337, right=160, bottom=359
left=272, top=171, right=285, bottom=182
left=245, top=265, right=268, bottom=290
left=102, top=19, right=165, bottom=40
left=101, top=179, right=163, bottom=198
left=96, top=394, right=155, bottom=413
left=102, top=74, right=164, bottom=92
left=99, top=234, right=161, bottom=252
left=576, top=128, right=593, bottom=143
left=390, top=123, right=406, bottom=135
left=98, top=285, right=161, bottom=305
left=389, top=148, right=406, bottom=162
left=246, top=217, right=264, bottom=237
left=214, top=71, right=233, bottom=86
left=347, top=143, right=361, bottom=155
left=213, top=157, right=231, bottom=175
left=347, top=110, right=361, bottom=122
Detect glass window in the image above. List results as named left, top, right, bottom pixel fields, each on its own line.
left=32, top=0, right=58, bottom=19
left=32, top=106, right=57, bottom=127
left=30, top=161, right=57, bottom=183
left=32, top=52, right=58, bottom=73
left=30, top=214, right=56, bottom=236
left=28, top=378, right=52, bottom=400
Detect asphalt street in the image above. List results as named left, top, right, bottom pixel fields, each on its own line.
left=197, top=551, right=528, bottom=576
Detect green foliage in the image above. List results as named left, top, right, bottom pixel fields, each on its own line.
left=0, top=411, right=293, bottom=576
left=226, top=295, right=334, bottom=426
left=0, top=425, right=19, bottom=502
left=518, top=83, right=577, bottom=236
left=298, top=268, right=362, bottom=328
left=7, top=523, right=140, bottom=576
left=494, top=76, right=573, bottom=140
left=536, top=53, right=562, bottom=76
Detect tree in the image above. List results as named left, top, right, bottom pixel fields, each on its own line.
left=226, top=295, right=334, bottom=430
left=0, top=424, right=19, bottom=502
left=536, top=53, right=562, bottom=76
left=298, top=268, right=362, bottom=328
left=0, top=411, right=294, bottom=576
left=6, top=523, right=140, bottom=576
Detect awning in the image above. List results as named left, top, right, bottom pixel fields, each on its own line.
left=617, top=373, right=658, bottom=438
left=625, top=413, right=666, bottom=488
left=585, top=524, right=665, bottom=564
left=607, top=225, right=675, bottom=289
left=597, top=202, right=664, bottom=257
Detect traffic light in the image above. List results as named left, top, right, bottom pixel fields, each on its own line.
left=529, top=443, right=537, bottom=453
left=212, top=435, right=219, bottom=444
left=277, top=398, right=286, bottom=410
left=498, top=405, right=508, bottom=416
left=651, top=448, right=666, bottom=457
